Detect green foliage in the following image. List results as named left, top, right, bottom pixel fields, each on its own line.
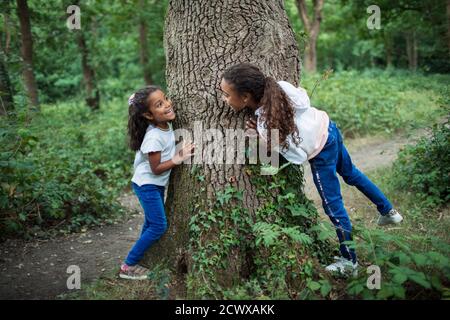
left=346, top=227, right=450, bottom=299
left=302, top=69, right=449, bottom=136
left=285, top=0, right=450, bottom=73
left=186, top=162, right=335, bottom=299
left=3, top=0, right=168, bottom=105
left=392, top=118, right=450, bottom=208
left=0, top=99, right=132, bottom=239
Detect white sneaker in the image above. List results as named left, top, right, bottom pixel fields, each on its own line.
left=325, top=256, right=358, bottom=276
left=377, top=209, right=403, bottom=226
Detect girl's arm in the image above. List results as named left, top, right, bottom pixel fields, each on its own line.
left=148, top=143, right=194, bottom=175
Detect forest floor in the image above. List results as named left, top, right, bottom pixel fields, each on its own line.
left=0, top=130, right=429, bottom=300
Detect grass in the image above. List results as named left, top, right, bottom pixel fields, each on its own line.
left=62, top=263, right=178, bottom=300
left=301, top=69, right=449, bottom=137
left=354, top=167, right=449, bottom=245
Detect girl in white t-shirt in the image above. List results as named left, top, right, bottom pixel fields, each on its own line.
left=220, top=63, right=403, bottom=276
left=120, top=86, right=194, bottom=280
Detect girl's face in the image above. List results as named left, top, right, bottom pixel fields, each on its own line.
left=144, top=90, right=175, bottom=124
left=220, top=78, right=248, bottom=112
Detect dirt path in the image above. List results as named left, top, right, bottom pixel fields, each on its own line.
left=0, top=194, right=143, bottom=300
left=0, top=132, right=422, bottom=300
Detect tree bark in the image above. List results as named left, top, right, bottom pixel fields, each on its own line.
left=77, top=32, right=99, bottom=110
left=296, top=0, right=324, bottom=73
left=16, top=0, right=39, bottom=108
left=141, top=0, right=327, bottom=298
left=138, top=0, right=153, bottom=85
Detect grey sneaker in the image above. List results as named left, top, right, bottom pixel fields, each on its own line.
left=119, top=264, right=149, bottom=280
left=325, top=256, right=358, bottom=276
left=377, top=209, right=403, bottom=226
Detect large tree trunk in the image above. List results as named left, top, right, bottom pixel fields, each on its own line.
left=77, top=32, right=99, bottom=110
left=138, top=0, right=153, bottom=85
left=296, top=0, right=324, bottom=73
left=143, top=0, right=329, bottom=299
left=16, top=0, right=39, bottom=108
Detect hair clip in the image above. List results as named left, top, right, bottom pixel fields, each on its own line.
left=128, top=93, right=136, bottom=106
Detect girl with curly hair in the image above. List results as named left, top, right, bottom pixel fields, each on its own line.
left=220, top=63, right=403, bottom=275
left=122, top=85, right=194, bottom=280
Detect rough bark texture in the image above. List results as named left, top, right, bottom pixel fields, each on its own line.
left=143, top=0, right=311, bottom=296
left=16, top=0, right=39, bottom=108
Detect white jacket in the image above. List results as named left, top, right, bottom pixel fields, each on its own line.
left=255, top=81, right=329, bottom=165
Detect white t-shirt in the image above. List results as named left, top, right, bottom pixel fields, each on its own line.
left=131, top=123, right=176, bottom=187
left=255, top=81, right=329, bottom=165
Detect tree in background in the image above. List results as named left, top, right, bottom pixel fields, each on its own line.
left=138, top=0, right=153, bottom=85
left=340, top=0, right=449, bottom=72
left=0, top=1, right=14, bottom=116
left=0, top=53, right=14, bottom=116
left=295, top=0, right=324, bottom=73
left=70, top=1, right=100, bottom=110
left=16, top=0, right=39, bottom=108
left=285, top=0, right=449, bottom=73
left=447, top=0, right=450, bottom=55
left=77, top=31, right=99, bottom=110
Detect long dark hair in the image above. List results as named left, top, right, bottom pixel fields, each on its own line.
left=222, top=63, right=300, bottom=151
left=127, top=85, right=161, bottom=151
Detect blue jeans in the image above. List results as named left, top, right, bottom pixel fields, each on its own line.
left=309, top=121, right=392, bottom=263
left=125, top=183, right=167, bottom=266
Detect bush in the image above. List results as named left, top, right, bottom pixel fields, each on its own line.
left=301, top=69, right=448, bottom=137
left=0, top=99, right=133, bottom=239
left=391, top=118, right=450, bottom=208
left=346, top=227, right=450, bottom=300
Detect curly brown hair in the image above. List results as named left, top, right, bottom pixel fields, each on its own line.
left=222, top=63, right=300, bottom=151
left=127, top=85, right=161, bottom=151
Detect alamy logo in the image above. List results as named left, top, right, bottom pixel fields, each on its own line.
left=67, top=265, right=81, bottom=290
left=367, top=5, right=381, bottom=30
left=172, top=121, right=280, bottom=175
left=366, top=265, right=381, bottom=289
left=66, top=5, right=81, bottom=30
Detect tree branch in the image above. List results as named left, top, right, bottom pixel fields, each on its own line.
left=296, top=0, right=311, bottom=32
left=311, top=0, right=324, bottom=39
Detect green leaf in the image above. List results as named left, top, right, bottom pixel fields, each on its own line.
left=307, top=281, right=321, bottom=291
left=430, top=275, right=443, bottom=291
left=412, top=253, right=428, bottom=267
left=286, top=204, right=310, bottom=217
left=393, top=286, right=406, bottom=299
left=408, top=272, right=431, bottom=289
left=319, top=280, right=332, bottom=297
left=392, top=273, right=407, bottom=285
